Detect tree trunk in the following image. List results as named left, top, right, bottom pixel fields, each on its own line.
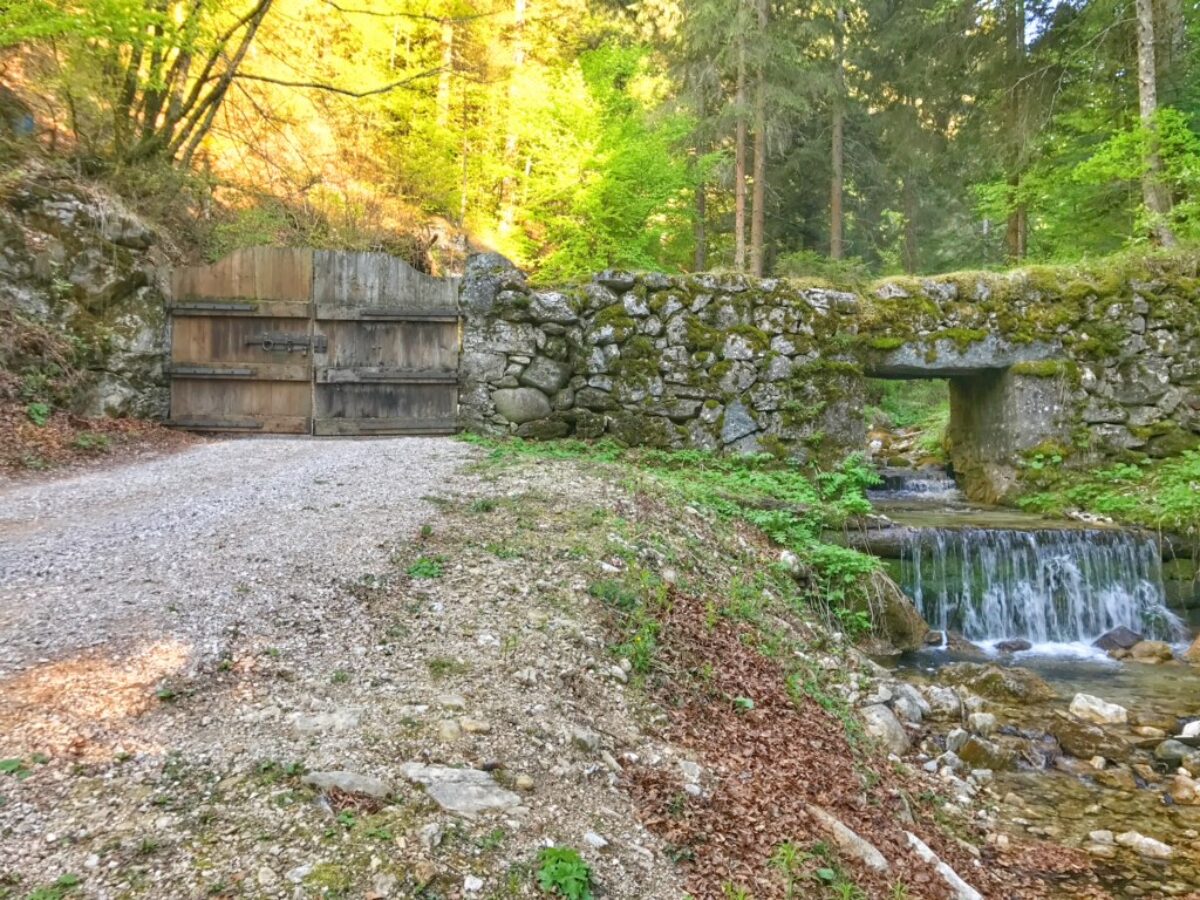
left=902, top=175, right=918, bottom=274
left=437, top=18, right=454, bottom=129
left=1136, top=0, right=1177, bottom=246
left=1004, top=0, right=1026, bottom=262
left=499, top=0, right=526, bottom=234
left=734, top=3, right=747, bottom=272
left=694, top=182, right=708, bottom=271
left=749, top=0, right=767, bottom=277
left=1004, top=173, right=1026, bottom=260
left=829, top=4, right=845, bottom=260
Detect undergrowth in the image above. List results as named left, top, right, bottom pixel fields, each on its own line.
left=1018, top=450, right=1200, bottom=535
left=463, top=435, right=883, bottom=610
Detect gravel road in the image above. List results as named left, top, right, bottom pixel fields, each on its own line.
left=0, top=437, right=476, bottom=676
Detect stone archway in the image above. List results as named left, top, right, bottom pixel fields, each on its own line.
left=864, top=335, right=1072, bottom=502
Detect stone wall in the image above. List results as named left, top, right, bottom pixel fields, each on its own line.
left=459, top=253, right=869, bottom=460
left=459, top=253, right=1200, bottom=501
left=1, top=173, right=170, bottom=418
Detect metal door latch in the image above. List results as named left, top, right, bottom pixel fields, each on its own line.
left=245, top=332, right=327, bottom=354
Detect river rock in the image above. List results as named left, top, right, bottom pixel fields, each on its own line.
left=1093, top=626, right=1144, bottom=652
left=946, top=728, right=969, bottom=753
left=995, top=639, right=1032, bottom=653
left=1155, top=739, right=1190, bottom=765
left=1115, top=831, right=1173, bottom=859
left=1168, top=772, right=1200, bottom=805
left=890, top=683, right=931, bottom=724
left=1181, top=720, right=1200, bottom=740
left=924, top=686, right=962, bottom=720
left=1129, top=640, right=1174, bottom=664
left=862, top=570, right=930, bottom=652
left=967, top=712, right=997, bottom=737
left=861, top=704, right=909, bottom=755
left=1051, top=710, right=1127, bottom=762
left=1094, top=766, right=1137, bottom=791
left=939, top=662, right=1056, bottom=704
left=957, top=735, right=1015, bottom=771
left=1184, top=634, right=1200, bottom=665
left=1069, top=693, right=1128, bottom=726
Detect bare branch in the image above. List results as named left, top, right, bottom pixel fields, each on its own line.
left=231, top=66, right=444, bottom=97
left=319, top=0, right=501, bottom=23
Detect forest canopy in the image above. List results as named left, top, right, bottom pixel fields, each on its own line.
left=1, top=0, right=1198, bottom=278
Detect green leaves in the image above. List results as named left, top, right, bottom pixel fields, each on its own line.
left=536, top=846, right=594, bottom=899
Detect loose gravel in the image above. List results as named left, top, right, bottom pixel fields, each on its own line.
left=0, top=436, right=475, bottom=675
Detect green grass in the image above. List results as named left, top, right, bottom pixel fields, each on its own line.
left=865, top=378, right=948, bottom=430
left=467, top=436, right=883, bottom=628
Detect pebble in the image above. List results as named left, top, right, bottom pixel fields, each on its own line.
left=438, top=719, right=463, bottom=741
left=460, top=717, right=491, bottom=734
left=570, top=726, right=602, bottom=752
left=514, top=774, right=536, bottom=791
left=257, top=866, right=279, bottom=887
left=464, top=875, right=484, bottom=892
left=584, top=831, right=609, bottom=850
left=1116, top=830, right=1174, bottom=859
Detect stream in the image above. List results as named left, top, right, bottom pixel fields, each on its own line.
left=862, top=467, right=1200, bottom=897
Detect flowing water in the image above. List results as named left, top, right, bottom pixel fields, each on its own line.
left=898, top=526, right=1186, bottom=651
left=869, top=467, right=1187, bottom=655
left=871, top=467, right=1200, bottom=895
left=868, top=466, right=964, bottom=502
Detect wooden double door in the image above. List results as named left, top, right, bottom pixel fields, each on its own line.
left=168, top=248, right=459, bottom=435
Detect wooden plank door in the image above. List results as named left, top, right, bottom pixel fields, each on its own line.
left=168, top=248, right=316, bottom=433
left=311, top=251, right=460, bottom=435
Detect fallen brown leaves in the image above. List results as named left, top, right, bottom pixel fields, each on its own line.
left=0, top=396, right=193, bottom=474
left=625, top=583, right=1109, bottom=899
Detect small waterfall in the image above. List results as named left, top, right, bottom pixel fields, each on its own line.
left=869, top=467, right=963, bottom=501
left=899, top=527, right=1184, bottom=646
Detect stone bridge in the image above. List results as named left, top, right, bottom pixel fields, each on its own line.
left=459, top=254, right=1200, bottom=502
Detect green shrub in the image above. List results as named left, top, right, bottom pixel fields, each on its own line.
left=406, top=555, right=446, bottom=579
left=536, top=847, right=593, bottom=899
left=25, top=401, right=51, bottom=426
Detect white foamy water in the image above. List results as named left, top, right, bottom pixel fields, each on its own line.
left=897, top=527, right=1185, bottom=647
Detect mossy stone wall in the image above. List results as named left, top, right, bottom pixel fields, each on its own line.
left=459, top=253, right=1200, bottom=500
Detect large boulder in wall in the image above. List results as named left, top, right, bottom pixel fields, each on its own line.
left=492, top=387, right=551, bottom=424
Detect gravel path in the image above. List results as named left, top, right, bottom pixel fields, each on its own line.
left=0, top=437, right=476, bottom=676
